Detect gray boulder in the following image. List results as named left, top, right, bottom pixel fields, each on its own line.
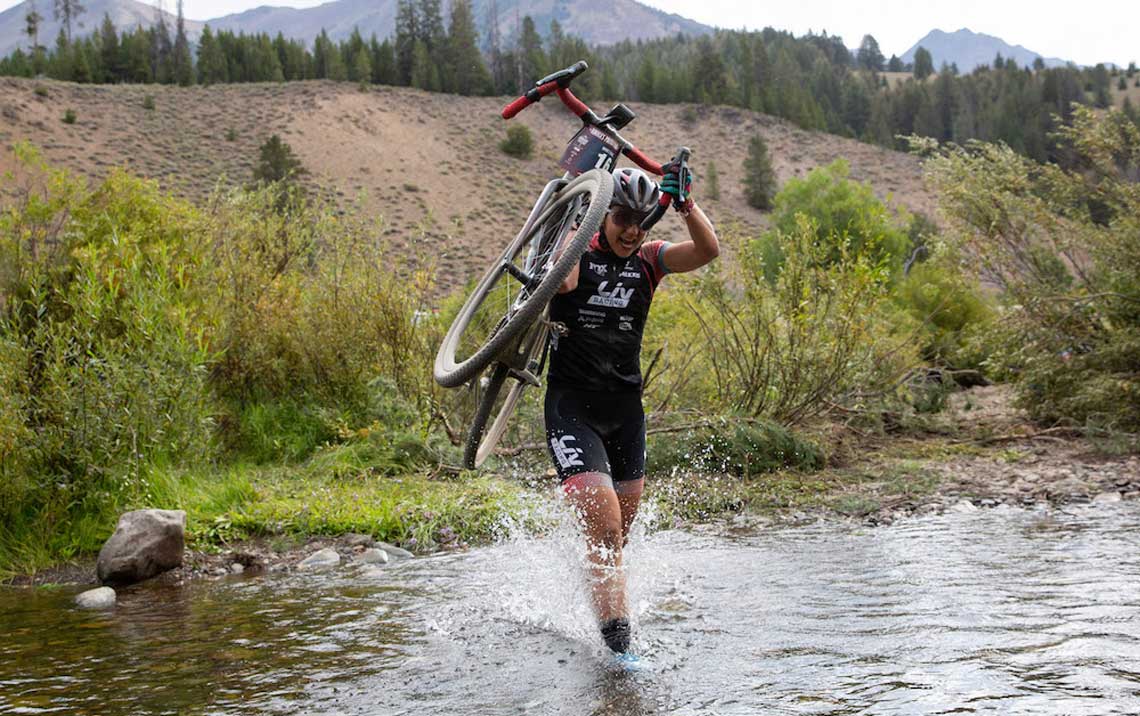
left=297, top=548, right=341, bottom=570
left=358, top=548, right=389, bottom=565
left=375, top=541, right=414, bottom=559
left=75, top=587, right=116, bottom=609
left=97, top=509, right=186, bottom=586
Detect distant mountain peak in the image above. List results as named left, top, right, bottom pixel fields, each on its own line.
left=900, top=27, right=1070, bottom=71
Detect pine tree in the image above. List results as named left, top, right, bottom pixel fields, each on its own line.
left=253, top=134, right=306, bottom=183
left=25, top=0, right=45, bottom=74
left=887, top=54, right=903, bottom=72
left=856, top=35, right=883, bottom=72
left=446, top=0, right=490, bottom=95
left=196, top=25, right=226, bottom=84
left=395, top=0, right=418, bottom=85
left=371, top=36, right=397, bottom=85
left=635, top=56, right=655, bottom=102
left=913, top=46, right=933, bottom=80
left=152, top=1, right=173, bottom=84
left=97, top=13, right=118, bottom=81
left=50, top=28, right=72, bottom=80
left=172, top=0, right=193, bottom=86
left=518, top=15, right=544, bottom=85
left=410, top=39, right=437, bottom=90
left=742, top=134, right=777, bottom=211
left=53, top=0, right=85, bottom=43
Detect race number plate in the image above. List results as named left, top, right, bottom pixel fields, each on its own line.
left=560, top=126, right=619, bottom=176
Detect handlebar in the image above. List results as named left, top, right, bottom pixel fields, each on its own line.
left=501, top=61, right=689, bottom=233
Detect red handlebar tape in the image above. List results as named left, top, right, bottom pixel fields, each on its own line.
left=623, top=147, right=663, bottom=176
left=501, top=80, right=561, bottom=119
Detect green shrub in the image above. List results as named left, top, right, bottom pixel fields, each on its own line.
left=33, top=85, right=48, bottom=98
left=754, top=159, right=911, bottom=283
left=921, top=107, right=1140, bottom=430
left=0, top=144, right=443, bottom=567
left=647, top=419, right=823, bottom=477
left=894, top=257, right=995, bottom=369
left=61, top=109, right=76, bottom=124
left=642, top=219, right=915, bottom=424
left=225, top=128, right=237, bottom=141
left=142, top=94, right=155, bottom=110
left=499, top=124, right=534, bottom=159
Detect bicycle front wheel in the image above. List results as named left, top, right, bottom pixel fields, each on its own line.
left=434, top=169, right=613, bottom=388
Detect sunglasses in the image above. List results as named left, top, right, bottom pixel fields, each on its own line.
left=609, top=207, right=650, bottom=228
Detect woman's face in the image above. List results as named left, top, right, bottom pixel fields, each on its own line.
left=603, top=206, right=649, bottom=258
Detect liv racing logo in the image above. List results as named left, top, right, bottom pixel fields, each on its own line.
left=550, top=435, right=585, bottom=469
left=586, top=281, right=634, bottom=308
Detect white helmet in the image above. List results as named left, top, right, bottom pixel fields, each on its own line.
left=611, top=167, right=660, bottom=213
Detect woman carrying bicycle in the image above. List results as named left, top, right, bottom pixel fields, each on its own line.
left=546, top=164, right=719, bottom=654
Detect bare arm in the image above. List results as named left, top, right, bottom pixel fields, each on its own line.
left=661, top=203, right=719, bottom=274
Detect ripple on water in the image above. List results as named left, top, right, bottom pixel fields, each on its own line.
left=2, top=501, right=1140, bottom=715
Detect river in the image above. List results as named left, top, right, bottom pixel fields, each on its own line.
left=3, top=501, right=1139, bottom=715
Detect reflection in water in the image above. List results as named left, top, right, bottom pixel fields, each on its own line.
left=2, top=503, right=1140, bottom=715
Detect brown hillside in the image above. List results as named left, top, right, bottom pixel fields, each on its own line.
left=0, top=78, right=934, bottom=287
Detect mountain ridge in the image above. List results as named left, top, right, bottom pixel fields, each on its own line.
left=900, top=28, right=1070, bottom=71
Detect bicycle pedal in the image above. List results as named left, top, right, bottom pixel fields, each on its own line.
left=507, top=367, right=542, bottom=387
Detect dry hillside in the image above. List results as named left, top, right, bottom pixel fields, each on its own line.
left=0, top=77, right=934, bottom=287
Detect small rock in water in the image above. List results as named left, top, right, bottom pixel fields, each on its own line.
left=230, top=563, right=245, bottom=574
left=1093, top=491, right=1123, bottom=504
left=75, top=587, right=116, bottom=609
left=951, top=500, right=979, bottom=514
left=209, top=567, right=228, bottom=577
left=374, top=541, right=414, bottom=559
left=297, top=548, right=341, bottom=570
left=358, top=548, right=389, bottom=565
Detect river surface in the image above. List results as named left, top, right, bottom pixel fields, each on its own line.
left=3, top=502, right=1140, bottom=715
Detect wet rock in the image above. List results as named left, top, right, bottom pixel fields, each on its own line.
left=97, top=509, right=186, bottom=586
left=230, top=563, right=245, bottom=574
left=209, top=567, right=228, bottom=577
left=1093, top=491, right=1122, bottom=504
left=951, top=500, right=978, bottom=514
left=297, top=548, right=341, bottom=570
left=75, top=587, right=116, bottom=609
left=375, top=541, right=414, bottom=559
left=358, top=548, right=389, bottom=565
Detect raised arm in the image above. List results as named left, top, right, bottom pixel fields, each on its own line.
left=661, top=203, right=719, bottom=274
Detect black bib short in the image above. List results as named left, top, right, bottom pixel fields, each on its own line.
left=543, top=235, right=669, bottom=484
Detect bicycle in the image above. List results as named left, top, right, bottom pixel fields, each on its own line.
left=433, top=60, right=690, bottom=469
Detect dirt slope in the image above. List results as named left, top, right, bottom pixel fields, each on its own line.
left=0, top=77, right=935, bottom=287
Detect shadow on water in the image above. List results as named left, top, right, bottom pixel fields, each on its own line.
left=3, top=500, right=1140, bottom=715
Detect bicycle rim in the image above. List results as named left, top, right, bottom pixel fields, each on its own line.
left=434, top=169, right=612, bottom=388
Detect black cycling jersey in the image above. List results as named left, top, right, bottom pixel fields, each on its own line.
left=546, top=234, right=669, bottom=394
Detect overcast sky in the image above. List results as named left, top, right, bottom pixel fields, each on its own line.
left=2, top=0, right=1135, bottom=67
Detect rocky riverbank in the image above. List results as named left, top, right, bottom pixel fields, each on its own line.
left=7, top=386, right=1138, bottom=589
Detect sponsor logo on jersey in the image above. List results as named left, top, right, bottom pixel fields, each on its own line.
left=586, top=281, right=634, bottom=308
left=589, top=261, right=608, bottom=276
left=619, top=267, right=642, bottom=279
left=618, top=321, right=633, bottom=331
left=550, top=435, right=585, bottom=469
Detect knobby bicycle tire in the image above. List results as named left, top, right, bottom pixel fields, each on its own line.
left=462, top=321, right=550, bottom=469
left=434, top=169, right=613, bottom=388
